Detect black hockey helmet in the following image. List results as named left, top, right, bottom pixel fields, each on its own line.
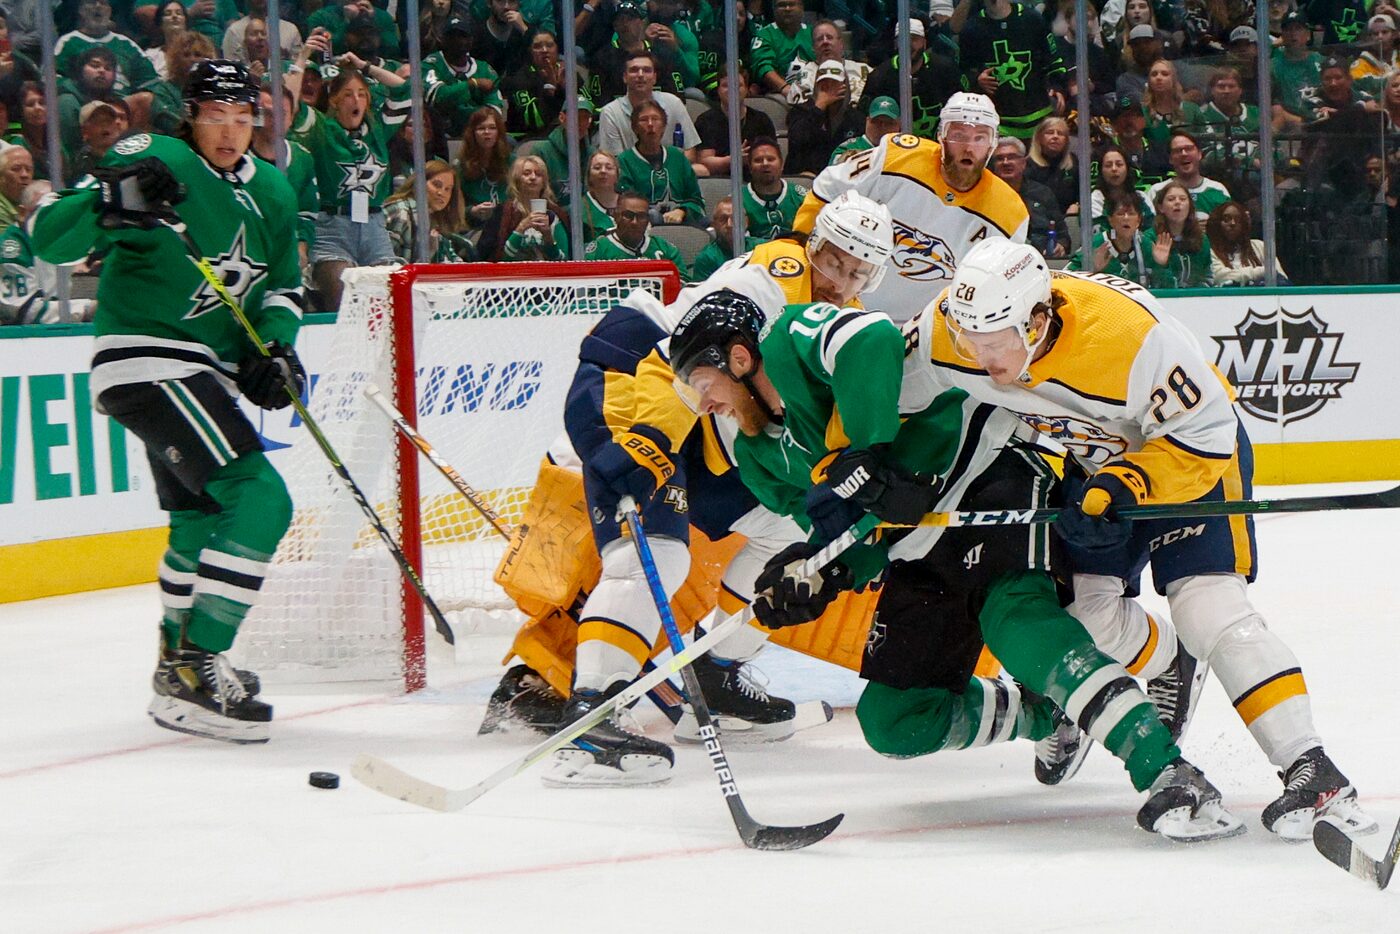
left=669, top=289, right=767, bottom=385
left=185, top=60, right=261, bottom=115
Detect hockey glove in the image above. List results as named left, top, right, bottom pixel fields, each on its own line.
left=95, top=158, right=186, bottom=230
left=752, top=542, right=854, bottom=630
left=810, top=445, right=941, bottom=528
left=237, top=342, right=306, bottom=410
left=591, top=424, right=677, bottom=505
left=1053, top=468, right=1146, bottom=551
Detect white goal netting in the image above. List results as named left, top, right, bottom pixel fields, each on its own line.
left=235, top=262, right=679, bottom=686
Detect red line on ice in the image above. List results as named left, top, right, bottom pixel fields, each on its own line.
left=77, top=794, right=1400, bottom=934
left=0, top=697, right=388, bottom=780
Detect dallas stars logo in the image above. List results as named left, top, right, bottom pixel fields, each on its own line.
left=184, top=225, right=267, bottom=320
left=990, top=40, right=1032, bottom=92
left=337, top=153, right=387, bottom=197
left=1333, top=8, right=1362, bottom=43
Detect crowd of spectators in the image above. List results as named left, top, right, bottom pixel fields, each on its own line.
left=6, top=0, right=1400, bottom=322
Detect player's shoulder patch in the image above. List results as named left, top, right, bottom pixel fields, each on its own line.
left=0, top=237, right=20, bottom=259
left=112, top=133, right=152, bottom=156
left=890, top=133, right=920, bottom=149
left=767, top=255, right=804, bottom=278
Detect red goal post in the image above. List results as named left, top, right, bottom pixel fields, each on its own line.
left=236, top=261, right=683, bottom=691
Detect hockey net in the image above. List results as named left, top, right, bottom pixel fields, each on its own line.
left=235, top=261, right=682, bottom=689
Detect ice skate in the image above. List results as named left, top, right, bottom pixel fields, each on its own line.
left=543, top=684, right=674, bottom=787
left=1262, top=746, right=1378, bottom=842
left=148, top=648, right=272, bottom=745
left=1137, top=758, right=1245, bottom=842
left=478, top=664, right=566, bottom=736
left=1146, top=644, right=1207, bottom=743
left=1034, top=704, right=1093, bottom=786
left=673, top=654, right=798, bottom=744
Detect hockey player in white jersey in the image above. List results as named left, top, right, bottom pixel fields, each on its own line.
left=901, top=239, right=1377, bottom=842
left=792, top=92, right=1029, bottom=324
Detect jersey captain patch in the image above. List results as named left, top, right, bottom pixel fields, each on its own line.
left=768, top=256, right=804, bottom=278
left=183, top=224, right=268, bottom=320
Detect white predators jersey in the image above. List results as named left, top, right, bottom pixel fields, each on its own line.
left=793, top=133, right=1029, bottom=325
left=899, top=270, right=1240, bottom=505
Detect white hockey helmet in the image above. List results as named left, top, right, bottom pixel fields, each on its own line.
left=942, top=239, right=1053, bottom=380
left=807, top=190, right=895, bottom=293
left=937, top=91, right=1000, bottom=156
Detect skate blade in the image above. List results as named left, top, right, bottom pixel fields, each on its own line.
left=1153, top=801, right=1247, bottom=843
left=148, top=696, right=269, bottom=745
left=673, top=701, right=832, bottom=745
left=540, top=748, right=672, bottom=787
left=1272, top=795, right=1380, bottom=843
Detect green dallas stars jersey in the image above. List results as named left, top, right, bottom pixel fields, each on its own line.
left=957, top=3, right=1067, bottom=138
left=0, top=223, right=54, bottom=325
left=583, top=231, right=691, bottom=280
left=741, top=180, right=806, bottom=239
left=294, top=82, right=411, bottom=212
left=31, top=132, right=303, bottom=401
left=421, top=53, right=506, bottom=138
left=732, top=301, right=998, bottom=581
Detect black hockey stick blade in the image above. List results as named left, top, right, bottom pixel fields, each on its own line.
left=739, top=809, right=845, bottom=851
left=1313, top=815, right=1400, bottom=889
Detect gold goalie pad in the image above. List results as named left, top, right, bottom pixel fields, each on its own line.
left=493, top=463, right=601, bottom=619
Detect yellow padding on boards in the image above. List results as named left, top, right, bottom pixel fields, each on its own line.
left=1233, top=669, right=1308, bottom=727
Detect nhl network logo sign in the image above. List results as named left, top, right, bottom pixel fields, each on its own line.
left=1213, top=307, right=1359, bottom=425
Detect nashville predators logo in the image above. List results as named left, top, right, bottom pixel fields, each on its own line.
left=768, top=256, right=804, bottom=278
left=1009, top=410, right=1128, bottom=463
left=890, top=219, right=956, bottom=281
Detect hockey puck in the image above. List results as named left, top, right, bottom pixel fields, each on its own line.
left=309, top=771, right=340, bottom=789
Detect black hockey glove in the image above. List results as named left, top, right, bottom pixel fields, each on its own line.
left=752, top=542, right=854, bottom=630
left=811, top=445, right=941, bottom=529
left=591, top=424, right=676, bottom=505
left=237, top=342, right=306, bottom=410
left=94, top=158, right=186, bottom=230
left=1053, top=468, right=1143, bottom=551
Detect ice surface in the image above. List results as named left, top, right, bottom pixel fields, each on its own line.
left=4, top=484, right=1398, bottom=933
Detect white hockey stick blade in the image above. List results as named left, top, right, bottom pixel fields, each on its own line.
left=352, top=518, right=879, bottom=814
left=353, top=608, right=753, bottom=812
left=1314, top=815, right=1400, bottom=889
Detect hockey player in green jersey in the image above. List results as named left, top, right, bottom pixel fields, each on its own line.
left=667, top=291, right=1245, bottom=842
left=31, top=61, right=305, bottom=745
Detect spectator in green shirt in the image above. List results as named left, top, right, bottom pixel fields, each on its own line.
left=478, top=154, right=571, bottom=261
left=616, top=98, right=705, bottom=225
left=751, top=0, right=813, bottom=99
left=691, top=196, right=759, bottom=280
left=829, top=95, right=900, bottom=166
left=1271, top=12, right=1323, bottom=132
left=582, top=189, right=690, bottom=276
left=1146, top=178, right=1214, bottom=287
left=307, top=0, right=401, bottom=57
left=1068, top=193, right=1154, bottom=286
left=455, top=105, right=512, bottom=227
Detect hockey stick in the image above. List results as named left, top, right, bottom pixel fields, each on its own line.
left=365, top=385, right=510, bottom=538
left=889, top=483, right=1400, bottom=530
left=172, top=224, right=455, bottom=646
left=351, top=514, right=880, bottom=813
left=363, top=384, right=833, bottom=731
left=619, top=496, right=843, bottom=850
left=1313, top=814, right=1400, bottom=890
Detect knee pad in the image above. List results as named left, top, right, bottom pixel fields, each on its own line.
left=1068, top=574, right=1178, bottom=679
left=598, top=534, right=691, bottom=595
left=1166, top=573, right=1259, bottom=661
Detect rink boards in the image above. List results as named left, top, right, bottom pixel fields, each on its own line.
left=3, top=285, right=1399, bottom=601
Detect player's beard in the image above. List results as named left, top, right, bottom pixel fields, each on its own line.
left=941, top=149, right=984, bottom=192
left=728, top=388, right=772, bottom=437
